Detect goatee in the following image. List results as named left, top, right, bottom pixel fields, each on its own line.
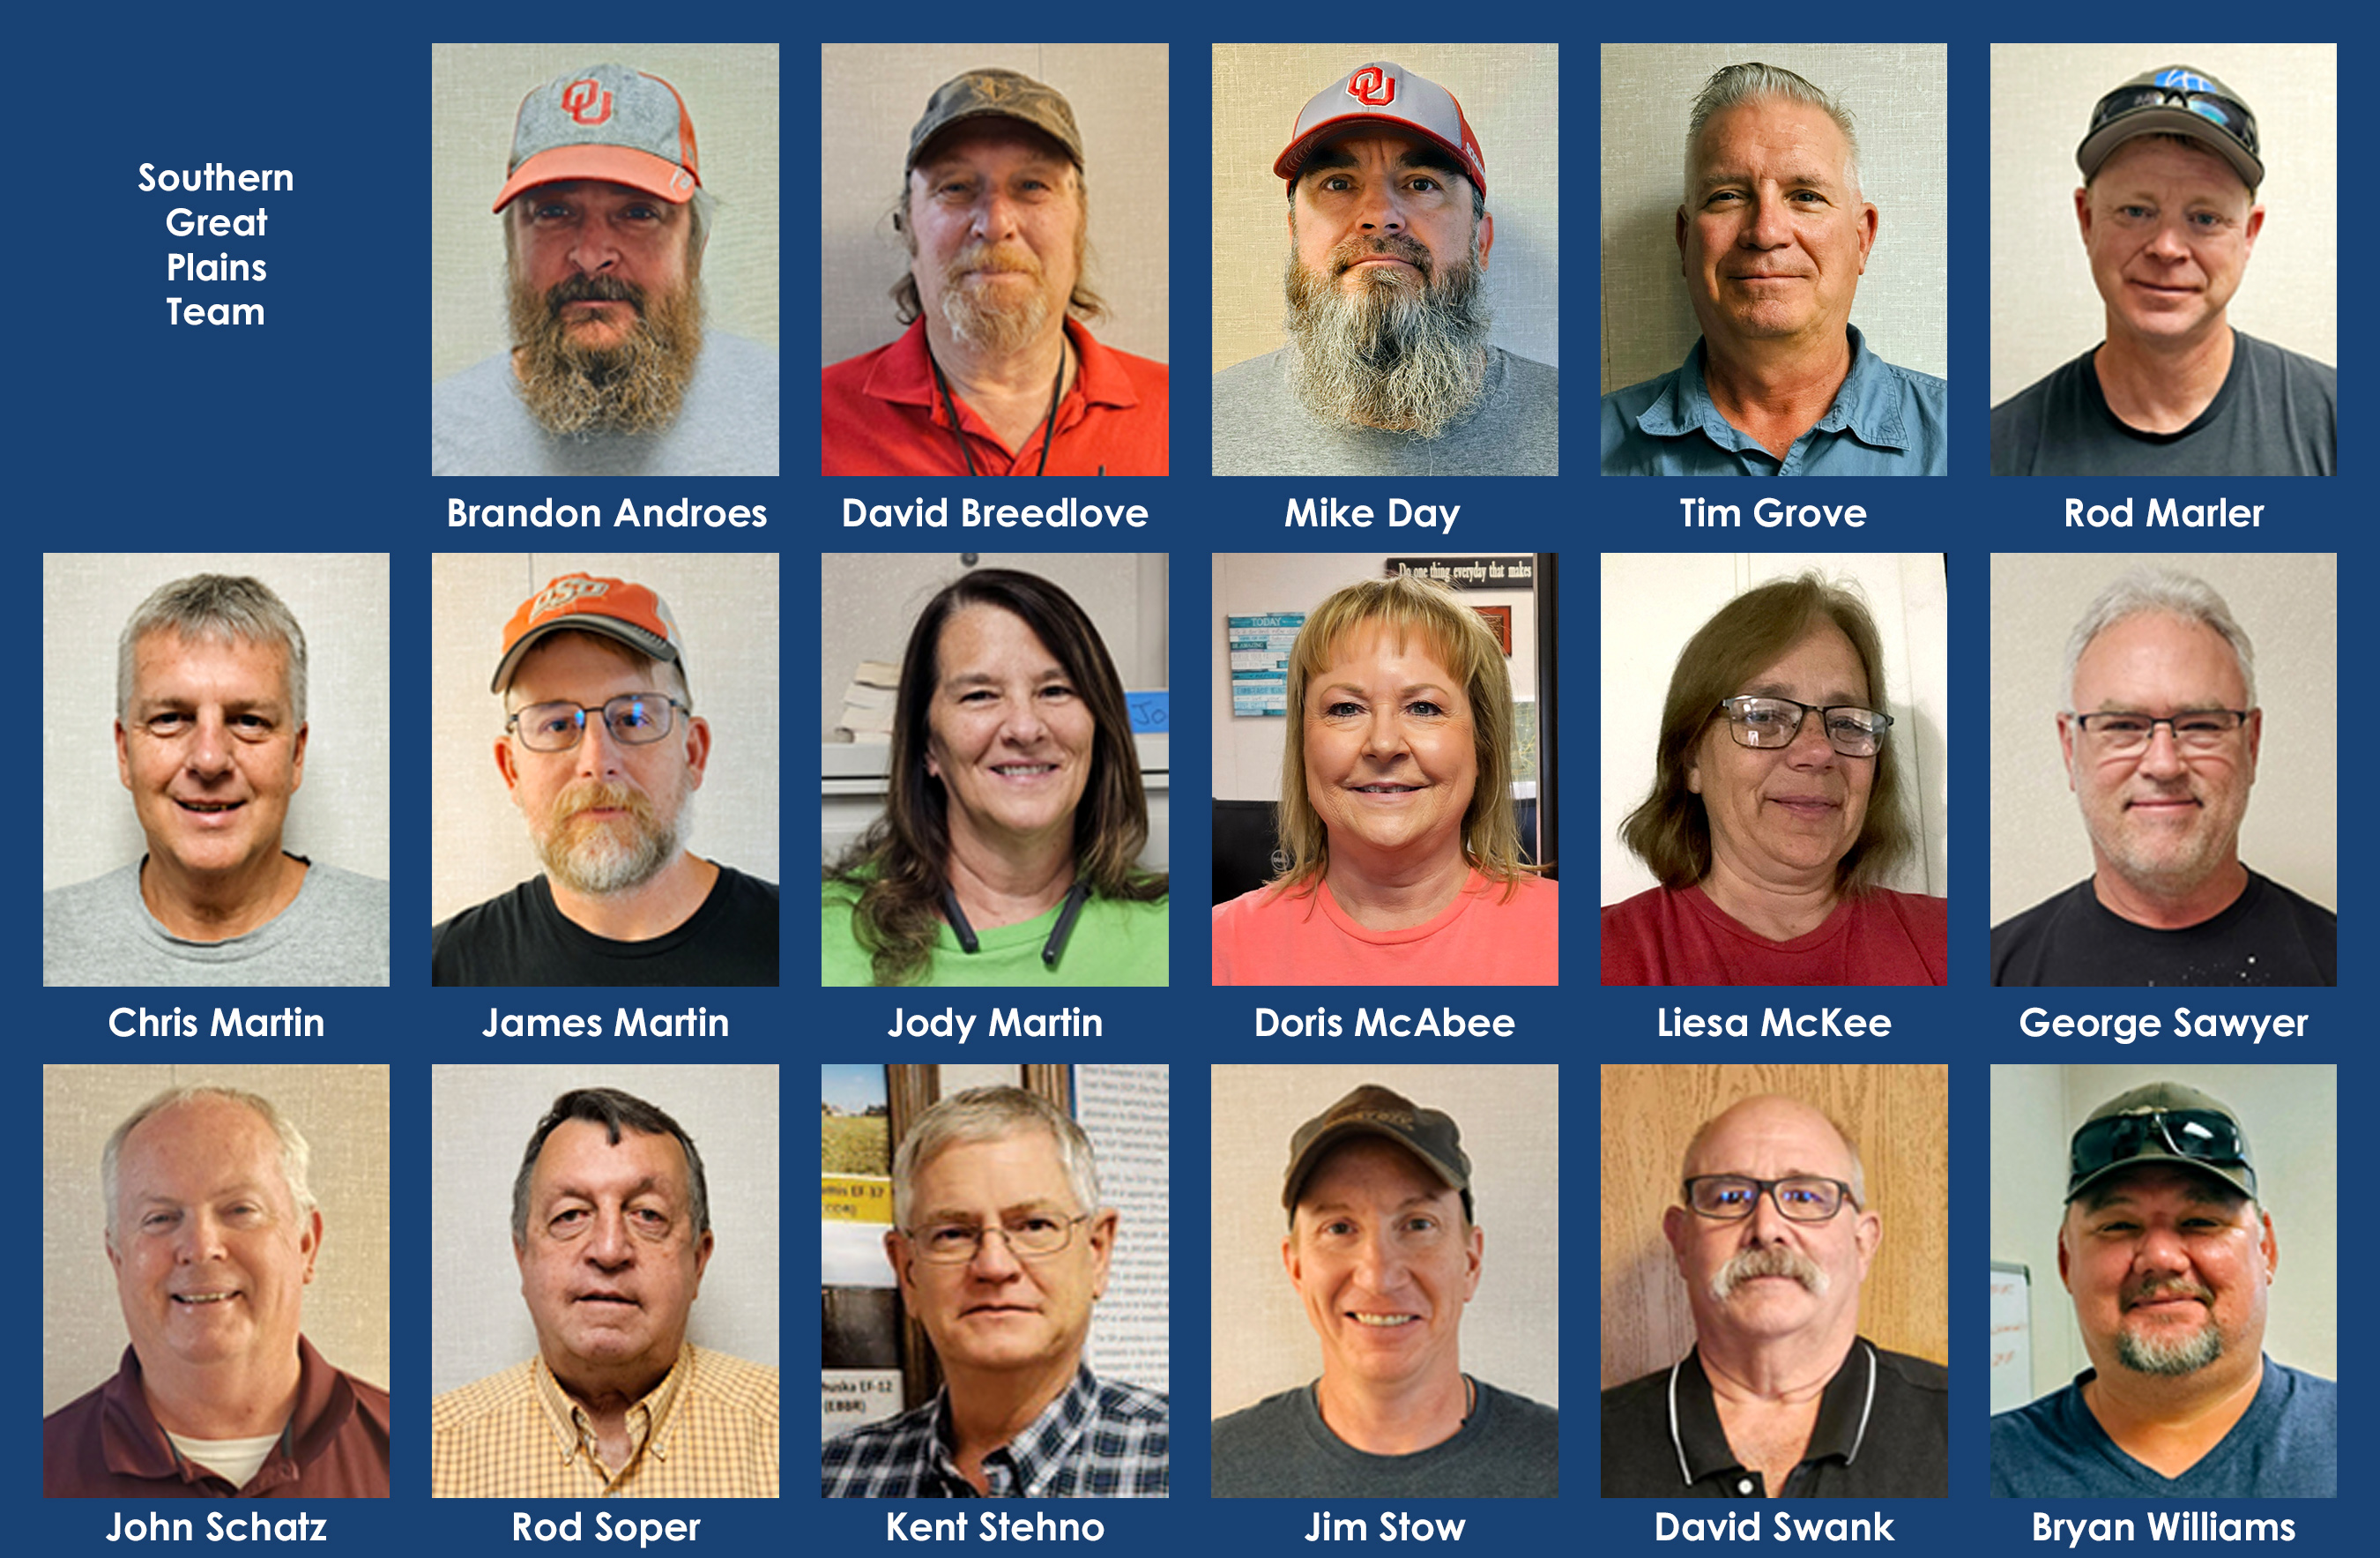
left=535, top=779, right=688, bottom=896
left=509, top=271, right=704, bottom=437
left=937, top=241, right=1053, bottom=358
left=1283, top=228, right=1493, bottom=437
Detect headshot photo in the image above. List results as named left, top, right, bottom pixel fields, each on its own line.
left=1990, top=46, right=2336, bottom=476
left=1600, top=45, right=1949, bottom=476
left=822, top=1064, right=1171, bottom=1496
left=430, top=43, right=781, bottom=477
left=1989, top=555, right=2335, bottom=986
left=822, top=555, right=1170, bottom=987
left=1990, top=1065, right=2336, bottom=1496
left=1602, top=1064, right=1948, bottom=1498
left=429, top=1066, right=780, bottom=1498
left=429, top=555, right=780, bottom=987
left=1600, top=555, right=1947, bottom=985
left=820, top=45, right=1170, bottom=476
left=42, top=1065, right=390, bottom=1498
left=42, top=555, right=390, bottom=988
left=1210, top=1065, right=1558, bottom=1497
left=1210, top=555, right=1558, bottom=986
left=1211, top=45, right=1558, bottom=476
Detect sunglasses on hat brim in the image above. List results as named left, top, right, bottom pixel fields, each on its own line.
left=2069, top=1107, right=2249, bottom=1192
left=2089, top=84, right=2260, bottom=159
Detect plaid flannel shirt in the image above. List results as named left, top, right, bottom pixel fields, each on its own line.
left=822, top=1364, right=1167, bottom=1497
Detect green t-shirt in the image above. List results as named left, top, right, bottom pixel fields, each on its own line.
left=822, top=883, right=1169, bottom=987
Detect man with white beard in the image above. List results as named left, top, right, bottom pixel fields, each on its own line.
left=1603, top=1095, right=1947, bottom=1496
left=1991, top=1082, right=2335, bottom=1497
left=431, top=574, right=777, bottom=985
left=821, top=68, right=1171, bottom=476
left=1212, top=61, right=1558, bottom=475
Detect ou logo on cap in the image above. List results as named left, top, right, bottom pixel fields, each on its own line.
left=1349, top=67, right=1398, bottom=107
left=562, top=78, right=614, bottom=125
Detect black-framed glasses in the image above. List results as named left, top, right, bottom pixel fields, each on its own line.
left=1714, top=696, right=1892, bottom=757
left=2089, top=79, right=2259, bottom=160
left=1683, top=1175, right=1858, bottom=1223
left=506, top=693, right=689, bottom=753
left=900, top=1213, right=1090, bottom=1264
left=2066, top=710, right=2251, bottom=757
left=2069, top=1109, right=2248, bottom=1188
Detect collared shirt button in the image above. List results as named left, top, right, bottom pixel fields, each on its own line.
left=1737, top=1476, right=1755, bottom=1495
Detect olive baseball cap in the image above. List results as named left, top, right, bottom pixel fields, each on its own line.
left=906, top=68, right=1084, bottom=170
left=2065, top=1081, right=2257, bottom=1204
left=1283, top=1084, right=1471, bottom=1213
left=2076, top=65, right=2264, bottom=191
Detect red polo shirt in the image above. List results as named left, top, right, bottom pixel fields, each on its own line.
left=822, top=317, right=1168, bottom=476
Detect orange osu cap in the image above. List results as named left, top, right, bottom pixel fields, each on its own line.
left=493, top=573, right=687, bottom=694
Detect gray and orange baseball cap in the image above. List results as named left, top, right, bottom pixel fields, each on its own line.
left=1283, top=1084, right=1472, bottom=1213
left=493, top=64, right=703, bottom=212
left=906, top=68, right=1085, bottom=170
left=1275, top=62, right=1486, bottom=197
left=493, top=574, right=687, bottom=694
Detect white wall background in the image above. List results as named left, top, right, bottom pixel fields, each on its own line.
left=428, top=553, right=780, bottom=927
left=432, top=43, right=781, bottom=383
left=44, top=1064, right=390, bottom=1413
left=1210, top=1063, right=1560, bottom=1417
left=821, top=44, right=1170, bottom=369
left=1990, top=1063, right=2335, bottom=1404
left=42, top=553, right=390, bottom=891
left=1600, top=43, right=1949, bottom=393
left=1210, top=554, right=1541, bottom=803
left=1599, top=555, right=1948, bottom=906
left=1987, top=553, right=2334, bottom=925
left=1989, top=44, right=2337, bottom=406
left=1213, top=44, right=1559, bottom=372
left=430, top=1064, right=780, bottom=1395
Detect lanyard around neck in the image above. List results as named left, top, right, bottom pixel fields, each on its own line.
left=928, top=338, right=1065, bottom=478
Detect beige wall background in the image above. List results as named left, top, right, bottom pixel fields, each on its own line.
left=44, top=1065, right=390, bottom=1413
left=1987, top=553, right=2334, bottom=925
left=431, top=1065, right=780, bottom=1395
left=1990, top=1063, right=2335, bottom=1404
left=1990, top=44, right=2336, bottom=406
left=1601, top=1064, right=1948, bottom=1390
left=1598, top=555, right=1949, bottom=906
left=1213, top=44, right=1559, bottom=372
left=432, top=42, right=782, bottom=383
left=1600, top=43, right=1949, bottom=394
left=428, top=553, right=780, bottom=927
left=42, top=553, right=391, bottom=891
left=821, top=44, right=1170, bottom=368
left=1210, top=1064, right=1560, bottom=1418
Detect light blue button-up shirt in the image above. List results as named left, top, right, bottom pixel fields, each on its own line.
left=1601, top=325, right=1950, bottom=475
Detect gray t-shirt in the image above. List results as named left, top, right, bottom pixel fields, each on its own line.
left=44, top=858, right=390, bottom=987
left=1212, top=347, right=1558, bottom=475
left=1989, top=331, right=2335, bottom=476
left=1211, top=1378, right=1557, bottom=1497
left=431, top=333, right=779, bottom=477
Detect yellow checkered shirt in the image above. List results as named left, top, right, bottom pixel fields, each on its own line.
left=430, top=1344, right=778, bottom=1497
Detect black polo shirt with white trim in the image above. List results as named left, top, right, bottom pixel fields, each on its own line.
left=1602, top=1338, right=1948, bottom=1497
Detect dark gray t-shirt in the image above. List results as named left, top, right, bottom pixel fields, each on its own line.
left=1211, top=1378, right=1556, bottom=1497
left=1212, top=347, right=1558, bottom=475
left=1990, top=332, right=2335, bottom=476
left=1990, top=869, right=2336, bottom=987
left=1990, top=1360, right=2336, bottom=1497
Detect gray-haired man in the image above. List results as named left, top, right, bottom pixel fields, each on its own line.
left=44, top=574, right=389, bottom=986
left=1991, top=568, right=2334, bottom=984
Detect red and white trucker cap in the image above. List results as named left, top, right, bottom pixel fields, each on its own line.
left=1274, top=62, right=1486, bottom=198
left=492, top=63, right=703, bottom=212
left=493, top=574, right=687, bottom=695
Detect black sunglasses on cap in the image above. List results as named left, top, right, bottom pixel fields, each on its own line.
left=2088, top=82, right=2260, bottom=160
left=2067, top=1107, right=2252, bottom=1197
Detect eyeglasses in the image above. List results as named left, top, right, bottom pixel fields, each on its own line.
left=2066, top=710, right=2250, bottom=757
left=1715, top=696, right=1892, bottom=758
left=900, top=1213, right=1090, bottom=1264
left=2089, top=78, right=2259, bottom=160
left=1683, top=1175, right=1858, bottom=1222
left=506, top=693, right=689, bottom=753
left=2070, top=1109, right=2248, bottom=1188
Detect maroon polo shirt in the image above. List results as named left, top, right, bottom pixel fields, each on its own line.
left=44, top=1336, right=391, bottom=1497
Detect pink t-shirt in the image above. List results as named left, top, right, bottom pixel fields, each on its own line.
left=1600, top=883, right=1948, bottom=987
left=1211, top=870, right=1558, bottom=986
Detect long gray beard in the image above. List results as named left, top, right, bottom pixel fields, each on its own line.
left=1283, top=235, right=1492, bottom=438
left=509, top=274, right=704, bottom=437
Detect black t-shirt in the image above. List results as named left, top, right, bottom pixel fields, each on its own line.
left=1989, top=332, right=2336, bottom=476
left=1603, top=1340, right=1949, bottom=1498
left=1990, top=869, right=2334, bottom=987
left=430, top=865, right=779, bottom=986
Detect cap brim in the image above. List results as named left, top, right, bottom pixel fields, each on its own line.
left=2065, top=1152, right=2255, bottom=1205
left=2078, top=113, right=2263, bottom=190
left=493, top=145, right=698, bottom=212
left=911, top=110, right=1082, bottom=169
left=491, top=618, right=678, bottom=694
left=1275, top=116, right=1484, bottom=197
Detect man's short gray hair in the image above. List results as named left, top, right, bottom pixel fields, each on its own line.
left=2064, top=568, right=2257, bottom=710
left=118, top=575, right=308, bottom=726
left=1685, top=63, right=1863, bottom=200
left=891, top=1085, right=1101, bottom=1228
left=103, top=1085, right=317, bottom=1247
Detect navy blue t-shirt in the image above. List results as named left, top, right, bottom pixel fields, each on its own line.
left=1990, top=1359, right=2336, bottom=1497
